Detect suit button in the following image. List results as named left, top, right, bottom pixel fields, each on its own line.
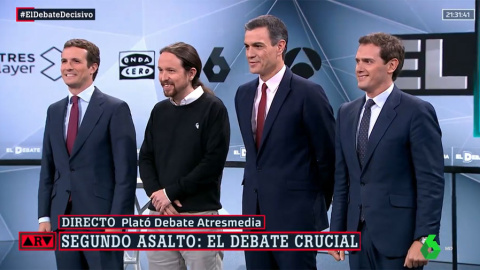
left=256, top=167, right=261, bottom=171
left=358, top=204, right=362, bottom=209
left=70, top=168, right=75, bottom=172
left=254, top=189, right=258, bottom=193
left=360, top=182, right=365, bottom=186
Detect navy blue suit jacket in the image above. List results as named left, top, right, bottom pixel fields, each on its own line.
left=38, top=87, right=137, bottom=231
left=235, top=67, right=335, bottom=232
left=330, top=86, right=444, bottom=257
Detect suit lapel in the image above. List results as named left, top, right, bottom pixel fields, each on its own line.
left=258, top=68, right=292, bottom=154
left=52, top=97, right=70, bottom=159
left=70, top=87, right=104, bottom=158
left=240, top=81, right=258, bottom=154
left=347, top=98, right=365, bottom=171
left=362, top=87, right=401, bottom=171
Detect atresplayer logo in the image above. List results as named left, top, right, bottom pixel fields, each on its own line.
left=420, top=234, right=441, bottom=259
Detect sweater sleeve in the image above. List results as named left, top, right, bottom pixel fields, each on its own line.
left=139, top=107, right=162, bottom=197
left=165, top=99, right=230, bottom=200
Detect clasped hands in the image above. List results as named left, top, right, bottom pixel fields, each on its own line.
left=150, top=189, right=182, bottom=215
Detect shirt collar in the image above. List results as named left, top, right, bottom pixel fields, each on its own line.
left=365, top=83, right=394, bottom=109
left=259, top=65, right=286, bottom=93
left=68, top=83, right=95, bottom=103
left=169, top=85, right=204, bottom=106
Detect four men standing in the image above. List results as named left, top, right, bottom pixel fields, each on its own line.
left=37, top=16, right=444, bottom=270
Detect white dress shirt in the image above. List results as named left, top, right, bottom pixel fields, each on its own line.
left=251, top=65, right=287, bottom=136
left=357, top=83, right=394, bottom=141
left=169, top=86, right=204, bottom=106
left=64, top=84, right=95, bottom=139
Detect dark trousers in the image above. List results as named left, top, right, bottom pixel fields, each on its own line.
left=55, top=201, right=123, bottom=270
left=244, top=200, right=317, bottom=270
left=245, top=250, right=317, bottom=270
left=55, top=249, right=123, bottom=270
left=349, top=221, right=423, bottom=270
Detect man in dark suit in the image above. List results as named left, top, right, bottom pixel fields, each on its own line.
left=328, top=33, right=444, bottom=269
left=235, top=15, right=335, bottom=269
left=38, top=39, right=137, bottom=269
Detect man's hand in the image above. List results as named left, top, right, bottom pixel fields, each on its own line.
left=160, top=200, right=183, bottom=215
left=404, top=241, right=429, bottom=268
left=150, top=189, right=171, bottom=213
left=328, top=250, right=345, bottom=261
left=163, top=204, right=179, bottom=215
left=38, top=222, right=51, bottom=232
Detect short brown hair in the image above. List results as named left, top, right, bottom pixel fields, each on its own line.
left=359, top=32, right=404, bottom=81
left=64, top=39, right=100, bottom=80
left=245, top=15, right=288, bottom=60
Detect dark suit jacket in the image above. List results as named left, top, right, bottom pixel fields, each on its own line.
left=330, top=86, right=444, bottom=257
left=235, top=67, right=335, bottom=232
left=38, top=87, right=137, bottom=231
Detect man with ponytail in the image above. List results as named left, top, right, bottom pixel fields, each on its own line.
left=139, top=42, right=230, bottom=270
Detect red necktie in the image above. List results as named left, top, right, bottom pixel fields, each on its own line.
left=66, top=96, right=79, bottom=155
left=256, top=83, right=267, bottom=149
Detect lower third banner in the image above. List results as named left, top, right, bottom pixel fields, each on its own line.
left=58, top=231, right=360, bottom=251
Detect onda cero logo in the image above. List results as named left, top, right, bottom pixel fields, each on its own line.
left=119, top=51, right=155, bottom=80
left=285, top=47, right=322, bottom=79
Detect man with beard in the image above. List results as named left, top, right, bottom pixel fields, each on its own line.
left=139, top=42, right=230, bottom=270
